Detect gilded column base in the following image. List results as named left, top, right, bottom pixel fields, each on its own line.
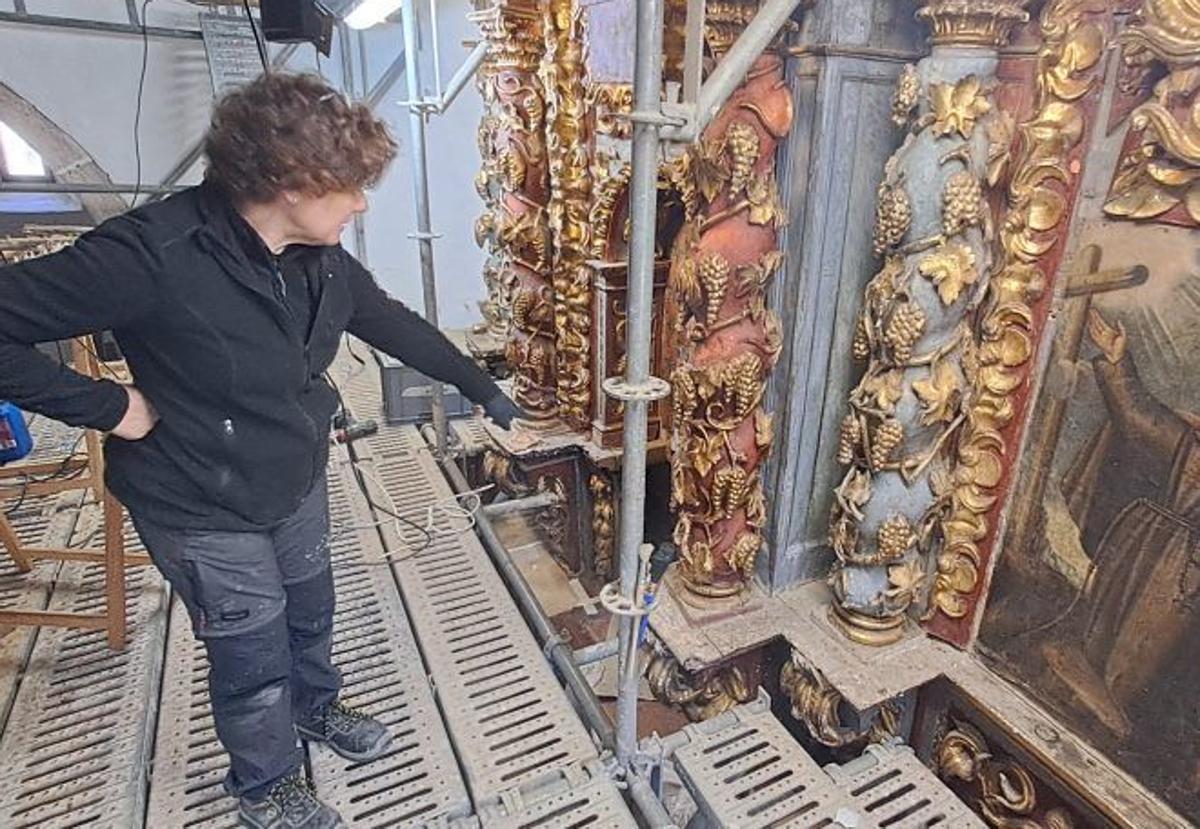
left=828, top=602, right=907, bottom=647
left=669, top=567, right=751, bottom=609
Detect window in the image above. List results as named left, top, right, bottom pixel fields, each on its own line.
left=0, top=121, right=48, bottom=180
left=0, top=120, right=81, bottom=216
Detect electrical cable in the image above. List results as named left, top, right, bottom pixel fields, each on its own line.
left=243, top=0, right=269, bottom=74
left=323, top=357, right=486, bottom=564
left=131, top=0, right=151, bottom=206
left=324, top=369, right=432, bottom=554
left=1, top=432, right=88, bottom=517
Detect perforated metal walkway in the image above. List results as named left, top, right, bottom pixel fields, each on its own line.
left=671, top=694, right=983, bottom=829
left=0, top=494, right=168, bottom=829
left=0, top=377, right=634, bottom=828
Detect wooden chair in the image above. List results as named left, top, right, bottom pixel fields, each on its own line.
left=0, top=337, right=150, bottom=650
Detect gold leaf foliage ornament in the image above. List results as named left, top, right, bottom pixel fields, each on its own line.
left=588, top=474, right=615, bottom=579
left=936, top=720, right=1080, bottom=829
left=930, top=75, right=992, bottom=138
left=861, top=370, right=905, bottom=415
left=912, top=359, right=963, bottom=425
left=588, top=83, right=634, bottom=138
left=986, top=110, right=1016, bottom=187
left=919, top=241, right=979, bottom=305
left=779, top=654, right=903, bottom=748
left=746, top=172, right=785, bottom=227
left=695, top=133, right=732, bottom=204
left=541, top=0, right=592, bottom=426
left=646, top=649, right=754, bottom=721
left=1103, top=0, right=1200, bottom=224
left=930, top=0, right=1107, bottom=623
left=884, top=557, right=927, bottom=608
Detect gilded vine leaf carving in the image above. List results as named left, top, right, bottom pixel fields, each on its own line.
left=930, top=75, right=992, bottom=138
left=885, top=557, right=926, bottom=606
left=912, top=360, right=962, bottom=425
left=746, top=172, right=784, bottom=227
left=696, top=135, right=731, bottom=204
left=861, top=370, right=905, bottom=414
left=986, top=110, right=1016, bottom=186
left=919, top=241, right=979, bottom=305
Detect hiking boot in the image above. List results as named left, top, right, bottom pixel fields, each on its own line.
left=296, top=700, right=393, bottom=762
left=238, top=774, right=344, bottom=829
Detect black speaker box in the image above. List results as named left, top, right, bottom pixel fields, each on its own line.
left=260, top=0, right=334, bottom=56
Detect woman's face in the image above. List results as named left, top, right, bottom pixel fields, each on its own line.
left=285, top=188, right=368, bottom=246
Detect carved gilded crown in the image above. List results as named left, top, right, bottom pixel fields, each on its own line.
left=916, top=0, right=1030, bottom=48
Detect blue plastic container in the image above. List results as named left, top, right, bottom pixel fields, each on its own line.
left=0, top=402, right=33, bottom=464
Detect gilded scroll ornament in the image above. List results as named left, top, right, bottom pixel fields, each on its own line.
left=588, top=156, right=632, bottom=259
left=779, top=652, right=902, bottom=748
left=588, top=472, right=615, bottom=579
left=929, top=0, right=1107, bottom=622
left=829, top=1, right=1025, bottom=646
left=1102, top=0, right=1200, bottom=225
left=645, top=649, right=754, bottom=721
left=587, top=83, right=634, bottom=140
left=483, top=448, right=533, bottom=496
left=936, top=720, right=1080, bottom=828
left=667, top=53, right=792, bottom=600
left=541, top=0, right=593, bottom=427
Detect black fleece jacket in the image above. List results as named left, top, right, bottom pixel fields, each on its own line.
left=0, top=183, right=501, bottom=530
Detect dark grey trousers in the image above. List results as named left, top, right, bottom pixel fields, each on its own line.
left=131, top=475, right=340, bottom=799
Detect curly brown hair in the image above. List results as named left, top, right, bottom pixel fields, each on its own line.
left=203, top=72, right=397, bottom=204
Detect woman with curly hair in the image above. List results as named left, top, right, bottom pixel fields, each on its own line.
left=0, top=73, right=520, bottom=829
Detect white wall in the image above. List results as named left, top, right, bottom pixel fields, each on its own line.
left=0, top=0, right=488, bottom=329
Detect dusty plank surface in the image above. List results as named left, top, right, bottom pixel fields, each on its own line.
left=0, top=510, right=167, bottom=829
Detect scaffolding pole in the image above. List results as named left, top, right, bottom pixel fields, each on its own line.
left=604, top=0, right=802, bottom=780
left=400, top=0, right=448, bottom=457
left=0, top=10, right=202, bottom=40
left=610, top=0, right=670, bottom=774
left=338, top=22, right=370, bottom=264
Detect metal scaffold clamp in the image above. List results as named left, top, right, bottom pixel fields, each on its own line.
left=599, top=582, right=657, bottom=618
left=599, top=543, right=660, bottom=621
left=602, top=375, right=670, bottom=402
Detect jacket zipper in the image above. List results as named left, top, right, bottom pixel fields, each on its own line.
left=274, top=258, right=322, bottom=501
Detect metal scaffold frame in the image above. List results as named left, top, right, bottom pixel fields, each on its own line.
left=611, top=0, right=804, bottom=778
left=393, top=0, right=806, bottom=817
